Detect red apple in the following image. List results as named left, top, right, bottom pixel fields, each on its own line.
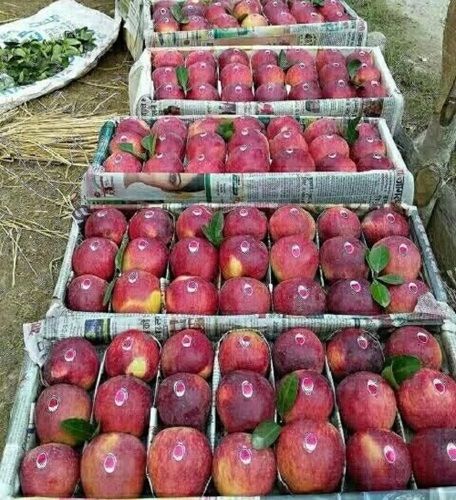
left=303, top=117, right=339, bottom=144
left=271, top=148, right=316, bottom=172
left=103, top=152, right=142, bottom=173
left=128, top=208, right=173, bottom=245
left=151, top=116, right=187, bottom=141
left=153, top=50, right=185, bottom=68
left=84, top=208, right=127, bottom=246
left=43, top=337, right=99, bottom=390
left=320, top=236, right=368, bottom=282
left=176, top=204, right=213, bottom=239
left=105, top=329, right=160, bottom=381
left=223, top=206, right=268, bottom=240
left=269, top=205, right=315, bottom=241
left=112, top=270, right=161, bottom=314
left=122, top=237, right=168, bottom=276
left=117, top=117, right=150, bottom=138
left=251, top=49, right=278, bottom=69
left=386, top=279, right=429, bottom=313
left=361, top=207, right=410, bottom=245
left=308, top=134, right=350, bottom=164
left=225, top=145, right=270, bottom=173
left=336, top=371, right=397, bottom=431
left=317, top=206, right=361, bottom=241
left=109, top=132, right=144, bottom=157
left=221, top=84, right=254, bottom=102
left=327, top=278, right=382, bottom=315
left=161, top=328, right=213, bottom=378
left=373, top=236, right=421, bottom=281
left=270, top=234, right=319, bottom=281
left=166, top=276, right=219, bottom=315
left=170, top=237, right=218, bottom=281
left=218, top=48, right=250, bottom=69
left=143, top=152, right=184, bottom=173
left=67, top=274, right=108, bottom=312
left=219, top=277, right=271, bottom=315
left=273, top=277, right=326, bottom=315
left=219, top=235, right=269, bottom=280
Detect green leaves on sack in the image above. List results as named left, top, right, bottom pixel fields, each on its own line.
left=176, top=66, right=189, bottom=93
left=382, top=355, right=421, bottom=389
left=347, top=58, right=362, bottom=81
left=217, top=120, right=234, bottom=141
left=0, top=27, right=96, bottom=90
left=278, top=50, right=291, bottom=71
left=365, top=245, right=404, bottom=308
left=252, top=421, right=282, bottom=450
left=202, top=211, right=224, bottom=247
left=171, top=4, right=189, bottom=24
left=60, top=418, right=99, bottom=445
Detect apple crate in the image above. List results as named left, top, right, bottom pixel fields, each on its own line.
left=129, top=46, right=404, bottom=132
left=144, top=0, right=367, bottom=48
left=83, top=115, right=414, bottom=205
left=3, top=320, right=456, bottom=497
left=46, top=202, right=449, bottom=331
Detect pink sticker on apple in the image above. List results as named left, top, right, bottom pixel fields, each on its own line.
left=192, top=207, right=202, bottom=216
left=89, top=240, right=100, bottom=251
left=243, top=283, right=253, bottom=296
left=97, top=210, right=107, bottom=218
left=301, top=377, right=314, bottom=395
left=115, top=387, right=129, bottom=406
left=357, top=335, right=368, bottom=350
left=240, top=144, right=248, bottom=152
left=47, top=396, right=59, bottom=413
left=295, top=333, right=306, bottom=345
left=239, top=447, right=252, bottom=465
left=240, top=241, right=250, bottom=253
left=241, top=128, right=249, bottom=136
left=291, top=244, right=301, bottom=258
left=367, top=379, right=378, bottom=396
left=181, top=335, right=192, bottom=348
left=447, top=443, right=456, bottom=461
left=386, top=213, right=396, bottom=224
left=286, top=148, right=294, bottom=154
left=303, top=432, right=318, bottom=453
left=64, top=348, right=76, bottom=362
left=81, top=278, right=92, bottom=290
left=239, top=335, right=251, bottom=348
left=433, top=378, right=446, bottom=394
left=383, top=445, right=396, bottom=464
left=188, top=240, right=199, bottom=253
left=298, top=285, right=310, bottom=300
left=197, top=153, right=205, bottom=161
left=138, top=239, right=148, bottom=251
left=122, top=336, right=133, bottom=351
left=128, top=271, right=138, bottom=284
left=416, top=331, right=428, bottom=343
left=408, top=282, right=418, bottom=294
left=36, top=452, right=48, bottom=469
left=328, top=152, right=337, bottom=159
left=340, top=209, right=349, bottom=219
left=239, top=209, right=249, bottom=217
left=399, top=243, right=408, bottom=256
left=350, top=280, right=362, bottom=293
left=344, top=241, right=354, bottom=254
left=241, top=380, right=253, bottom=398
left=290, top=207, right=299, bottom=215
left=172, top=443, right=186, bottom=461
left=174, top=380, right=186, bottom=397
left=144, top=210, right=155, bottom=219
left=187, top=281, right=198, bottom=293
left=103, top=453, right=117, bottom=473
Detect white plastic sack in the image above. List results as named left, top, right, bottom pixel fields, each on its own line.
left=0, top=0, right=120, bottom=112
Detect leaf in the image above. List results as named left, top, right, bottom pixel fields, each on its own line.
left=118, top=142, right=146, bottom=160
left=366, top=245, right=390, bottom=274
left=345, top=115, right=361, bottom=145
left=60, top=418, right=99, bottom=445
left=278, top=49, right=291, bottom=71
left=202, top=211, right=224, bottom=247
left=103, top=277, right=116, bottom=307
left=252, top=421, right=282, bottom=450
left=171, top=4, right=189, bottom=24
left=347, top=59, right=362, bottom=80
left=370, top=280, right=390, bottom=308
left=382, top=355, right=422, bottom=389
left=141, top=134, right=157, bottom=157
left=311, top=0, right=324, bottom=5
left=277, top=373, right=298, bottom=418
left=216, top=120, right=234, bottom=141
left=378, top=274, right=405, bottom=285
left=115, top=233, right=129, bottom=272
left=176, top=65, right=189, bottom=93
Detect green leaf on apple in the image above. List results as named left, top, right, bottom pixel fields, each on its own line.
left=216, top=119, right=234, bottom=141
left=347, top=58, right=362, bottom=80
left=311, top=0, right=324, bottom=6
left=118, top=142, right=146, bottom=161
left=345, top=115, right=361, bottom=145
left=202, top=210, right=224, bottom=247
left=252, top=420, right=282, bottom=450
left=60, top=418, right=100, bottom=445
left=382, top=355, right=422, bottom=389
left=278, top=49, right=291, bottom=71
left=141, top=134, right=157, bottom=158
left=277, top=372, right=298, bottom=418
left=176, top=65, right=189, bottom=93
left=103, top=277, right=116, bottom=307
left=115, top=233, right=129, bottom=272
left=171, top=4, right=189, bottom=24
left=366, top=245, right=390, bottom=274
left=370, top=280, right=390, bottom=308
left=377, top=274, right=404, bottom=285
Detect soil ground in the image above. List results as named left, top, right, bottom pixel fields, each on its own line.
left=0, top=0, right=449, bottom=453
